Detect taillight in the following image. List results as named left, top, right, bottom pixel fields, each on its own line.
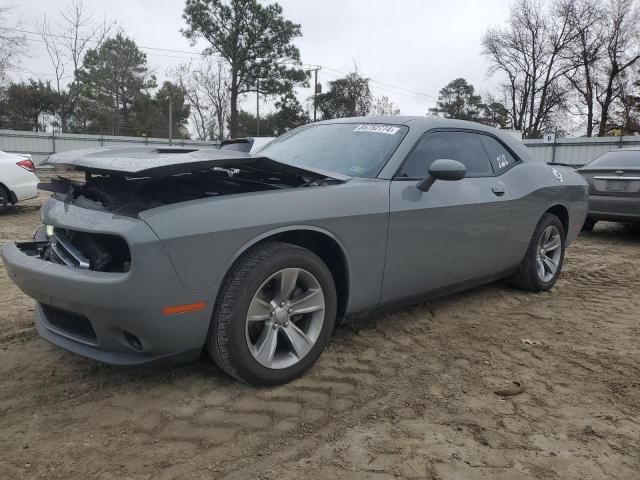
left=16, top=159, right=35, bottom=172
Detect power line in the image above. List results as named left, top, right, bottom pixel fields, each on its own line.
left=318, top=68, right=435, bottom=104
left=0, top=26, right=203, bottom=57
left=0, top=25, right=439, bottom=101
left=319, top=65, right=438, bottom=100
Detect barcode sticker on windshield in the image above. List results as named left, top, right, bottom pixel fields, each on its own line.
left=354, top=124, right=401, bottom=135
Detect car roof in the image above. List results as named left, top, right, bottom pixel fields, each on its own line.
left=317, top=115, right=500, bottom=131
left=315, top=115, right=534, bottom=163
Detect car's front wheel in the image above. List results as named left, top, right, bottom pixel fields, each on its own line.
left=208, top=242, right=336, bottom=385
left=510, top=213, right=565, bottom=292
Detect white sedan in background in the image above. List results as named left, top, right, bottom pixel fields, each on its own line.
left=0, top=150, right=39, bottom=212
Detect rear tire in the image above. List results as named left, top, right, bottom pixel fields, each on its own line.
left=207, top=241, right=336, bottom=386
left=0, top=185, right=9, bottom=213
left=510, top=213, right=565, bottom=292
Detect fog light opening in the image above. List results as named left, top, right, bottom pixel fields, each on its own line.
left=123, top=330, right=143, bottom=352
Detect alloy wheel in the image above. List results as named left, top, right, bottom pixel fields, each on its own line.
left=245, top=268, right=325, bottom=369
left=536, top=225, right=562, bottom=282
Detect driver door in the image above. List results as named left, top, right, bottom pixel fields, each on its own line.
left=380, top=130, right=512, bottom=303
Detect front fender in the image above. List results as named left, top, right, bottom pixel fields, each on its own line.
left=139, top=180, right=390, bottom=313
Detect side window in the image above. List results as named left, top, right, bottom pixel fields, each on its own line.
left=398, top=131, right=493, bottom=178
left=479, top=135, right=517, bottom=173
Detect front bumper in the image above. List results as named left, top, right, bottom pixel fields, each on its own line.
left=1, top=198, right=214, bottom=365
left=588, top=194, right=640, bottom=222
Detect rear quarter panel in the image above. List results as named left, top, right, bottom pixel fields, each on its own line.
left=139, top=179, right=390, bottom=314
left=502, top=163, right=588, bottom=268
left=0, top=159, right=39, bottom=201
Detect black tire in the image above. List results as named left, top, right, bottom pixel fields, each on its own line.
left=509, top=213, right=566, bottom=292
left=0, top=184, right=9, bottom=213
left=208, top=241, right=337, bottom=386
left=582, top=219, right=596, bottom=232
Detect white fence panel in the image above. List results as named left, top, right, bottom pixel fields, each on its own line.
left=524, top=136, right=640, bottom=166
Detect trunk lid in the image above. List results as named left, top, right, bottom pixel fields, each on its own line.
left=578, top=166, right=640, bottom=196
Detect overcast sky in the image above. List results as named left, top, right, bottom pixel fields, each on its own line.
left=7, top=0, right=512, bottom=116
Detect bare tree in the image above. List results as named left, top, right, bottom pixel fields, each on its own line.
left=557, top=0, right=605, bottom=136
left=171, top=62, right=212, bottom=140
left=616, top=75, right=640, bottom=133
left=482, top=0, right=577, bottom=138
left=595, top=0, right=640, bottom=136
left=35, top=0, right=114, bottom=131
left=0, top=2, right=26, bottom=82
left=171, top=57, right=231, bottom=141
left=371, top=95, right=400, bottom=116
left=196, top=59, right=230, bottom=141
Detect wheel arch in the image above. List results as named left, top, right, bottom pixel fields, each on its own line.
left=0, top=181, right=16, bottom=204
left=545, top=204, right=570, bottom=236
left=222, top=226, right=351, bottom=323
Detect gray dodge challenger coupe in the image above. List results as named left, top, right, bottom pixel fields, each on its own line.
left=2, top=117, right=588, bottom=385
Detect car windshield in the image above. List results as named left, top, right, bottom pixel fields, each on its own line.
left=586, top=150, right=640, bottom=168
left=256, top=123, right=408, bottom=178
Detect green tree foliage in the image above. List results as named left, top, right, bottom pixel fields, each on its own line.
left=481, top=100, right=511, bottom=129
left=314, top=72, right=372, bottom=119
left=76, top=33, right=156, bottom=135
left=271, top=91, right=309, bottom=135
left=183, top=0, right=307, bottom=137
left=429, top=78, right=511, bottom=129
left=135, top=81, right=191, bottom=139
left=235, top=91, right=308, bottom=137
left=428, top=78, right=483, bottom=121
left=0, top=80, right=59, bottom=131
left=235, top=110, right=276, bottom=137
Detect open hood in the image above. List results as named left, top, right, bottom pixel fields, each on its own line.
left=45, top=146, right=350, bottom=181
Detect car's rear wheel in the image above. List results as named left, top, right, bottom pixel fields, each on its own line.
left=510, top=213, right=565, bottom=292
left=208, top=241, right=336, bottom=385
left=0, top=185, right=9, bottom=212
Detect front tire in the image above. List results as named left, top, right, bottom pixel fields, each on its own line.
left=510, top=213, right=565, bottom=292
left=208, top=242, right=337, bottom=386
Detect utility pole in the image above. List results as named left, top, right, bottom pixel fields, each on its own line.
left=256, top=78, right=260, bottom=137
left=308, top=66, right=322, bottom=122
left=168, top=95, right=173, bottom=145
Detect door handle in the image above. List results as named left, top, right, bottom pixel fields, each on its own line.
left=492, top=182, right=506, bottom=196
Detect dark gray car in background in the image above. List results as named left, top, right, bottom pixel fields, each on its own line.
left=577, top=149, right=640, bottom=231
left=2, top=116, right=588, bottom=385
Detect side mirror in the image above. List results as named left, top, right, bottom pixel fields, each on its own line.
left=416, top=159, right=466, bottom=192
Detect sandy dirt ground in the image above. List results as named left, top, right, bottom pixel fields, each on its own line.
left=1, top=184, right=639, bottom=479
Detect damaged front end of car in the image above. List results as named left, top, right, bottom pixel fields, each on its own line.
left=20, top=228, right=131, bottom=273
left=2, top=146, right=347, bottom=364
left=14, top=146, right=346, bottom=274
